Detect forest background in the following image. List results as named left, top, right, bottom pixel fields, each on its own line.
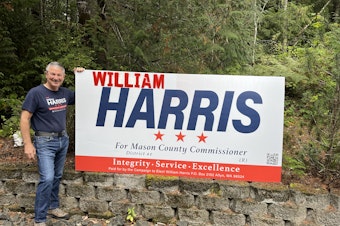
left=0, top=0, right=339, bottom=188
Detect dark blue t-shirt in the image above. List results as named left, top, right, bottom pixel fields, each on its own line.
left=22, top=84, right=75, bottom=132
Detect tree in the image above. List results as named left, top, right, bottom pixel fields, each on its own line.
left=0, top=0, right=339, bottom=184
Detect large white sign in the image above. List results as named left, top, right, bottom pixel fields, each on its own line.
left=75, top=70, right=284, bottom=182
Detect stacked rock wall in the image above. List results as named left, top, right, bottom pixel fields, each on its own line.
left=0, top=165, right=339, bottom=226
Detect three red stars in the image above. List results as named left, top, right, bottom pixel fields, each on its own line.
left=154, top=131, right=208, bottom=143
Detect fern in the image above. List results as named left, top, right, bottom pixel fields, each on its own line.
left=126, top=207, right=136, bottom=223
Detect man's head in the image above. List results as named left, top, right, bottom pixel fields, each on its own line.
left=44, top=62, right=65, bottom=91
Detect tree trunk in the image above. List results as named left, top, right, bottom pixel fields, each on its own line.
left=252, top=0, right=257, bottom=66
left=282, top=0, right=288, bottom=52
left=77, top=0, right=90, bottom=24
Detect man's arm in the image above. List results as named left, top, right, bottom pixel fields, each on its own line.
left=20, top=110, right=36, bottom=160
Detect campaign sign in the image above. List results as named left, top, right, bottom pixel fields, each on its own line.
left=75, top=70, right=285, bottom=182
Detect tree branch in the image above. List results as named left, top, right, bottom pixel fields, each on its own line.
left=293, top=0, right=332, bottom=46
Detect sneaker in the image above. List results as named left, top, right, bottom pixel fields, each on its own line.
left=34, top=222, right=46, bottom=226
left=48, top=208, right=70, bottom=219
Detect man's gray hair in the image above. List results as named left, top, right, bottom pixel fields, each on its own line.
left=46, top=62, right=65, bottom=74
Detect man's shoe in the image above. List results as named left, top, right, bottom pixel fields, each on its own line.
left=48, top=208, right=70, bottom=219
left=34, top=222, right=46, bottom=226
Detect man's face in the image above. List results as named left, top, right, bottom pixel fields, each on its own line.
left=45, top=65, right=65, bottom=90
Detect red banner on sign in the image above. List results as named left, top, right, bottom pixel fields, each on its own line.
left=75, top=156, right=281, bottom=182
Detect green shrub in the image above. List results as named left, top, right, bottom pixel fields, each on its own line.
left=0, top=96, right=23, bottom=138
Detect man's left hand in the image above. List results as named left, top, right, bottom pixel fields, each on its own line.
left=73, top=67, right=85, bottom=73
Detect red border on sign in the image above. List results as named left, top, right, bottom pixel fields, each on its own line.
left=75, top=156, right=281, bottom=182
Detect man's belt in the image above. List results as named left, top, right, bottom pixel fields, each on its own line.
left=35, top=130, right=66, bottom=137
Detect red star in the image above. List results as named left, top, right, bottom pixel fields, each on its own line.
left=197, top=132, right=208, bottom=143
left=176, top=132, right=186, bottom=142
left=154, top=130, right=164, bottom=141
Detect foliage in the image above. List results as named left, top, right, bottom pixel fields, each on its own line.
left=296, top=24, right=340, bottom=183
left=282, top=154, right=306, bottom=177
left=0, top=96, right=22, bottom=137
left=0, top=0, right=339, bottom=183
left=126, top=207, right=136, bottom=223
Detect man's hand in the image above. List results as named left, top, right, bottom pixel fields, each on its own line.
left=20, top=110, right=35, bottom=160
left=73, top=67, right=85, bottom=73
left=24, top=142, right=36, bottom=160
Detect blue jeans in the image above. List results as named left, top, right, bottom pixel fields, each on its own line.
left=34, top=134, right=69, bottom=223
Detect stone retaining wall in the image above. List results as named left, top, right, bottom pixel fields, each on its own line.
left=0, top=164, right=339, bottom=226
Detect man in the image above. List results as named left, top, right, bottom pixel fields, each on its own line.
left=20, top=62, right=84, bottom=226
